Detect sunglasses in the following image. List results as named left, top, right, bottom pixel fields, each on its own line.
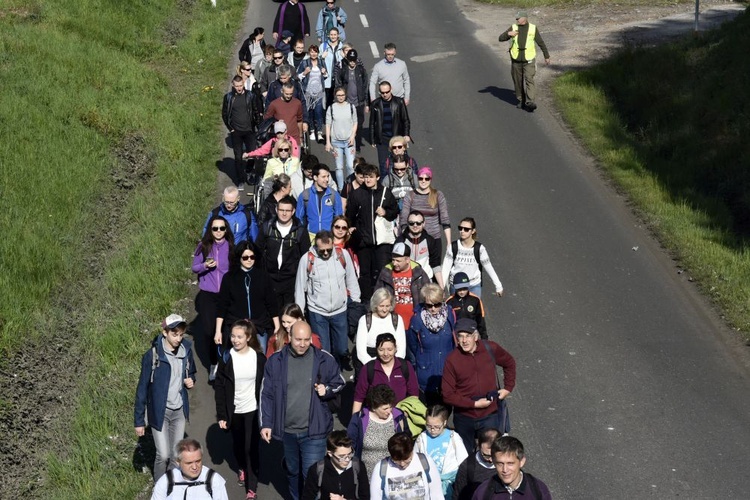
left=211, top=226, right=227, bottom=232
left=318, top=248, right=333, bottom=255
left=242, top=67, right=251, bottom=71
left=333, top=225, right=348, bottom=230
left=393, top=167, right=407, bottom=172
left=391, top=145, right=405, bottom=150
left=273, top=56, right=284, bottom=60
left=380, top=90, right=391, bottom=95
left=418, top=176, right=431, bottom=181
left=458, top=226, right=473, bottom=232
left=278, top=148, right=290, bottom=152
left=241, top=254, right=255, bottom=261
left=424, top=302, right=443, bottom=309
left=407, top=221, right=423, bottom=226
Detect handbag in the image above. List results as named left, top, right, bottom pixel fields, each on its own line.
left=374, top=188, right=396, bottom=245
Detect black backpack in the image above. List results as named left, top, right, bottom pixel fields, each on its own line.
left=365, top=358, right=410, bottom=386
left=450, top=240, right=483, bottom=283
left=212, top=205, right=255, bottom=239
left=316, top=457, right=361, bottom=499
left=166, top=468, right=215, bottom=498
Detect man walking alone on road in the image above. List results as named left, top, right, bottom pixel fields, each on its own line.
left=498, top=11, right=551, bottom=111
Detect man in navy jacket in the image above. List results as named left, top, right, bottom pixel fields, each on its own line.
left=260, top=321, right=345, bottom=500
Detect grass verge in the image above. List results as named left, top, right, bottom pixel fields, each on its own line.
left=0, top=0, right=246, bottom=497
left=476, top=0, right=695, bottom=7
left=552, top=9, right=750, bottom=338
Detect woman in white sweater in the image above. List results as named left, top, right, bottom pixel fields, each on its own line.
left=441, top=217, right=503, bottom=298
left=355, top=288, right=406, bottom=367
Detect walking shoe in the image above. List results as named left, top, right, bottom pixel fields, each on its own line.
left=516, top=99, right=524, bottom=109
left=238, top=182, right=245, bottom=192
left=525, top=101, right=537, bottom=111
left=246, top=491, right=257, bottom=500
left=238, top=469, right=245, bottom=485
left=317, top=131, right=325, bottom=143
left=209, top=364, right=218, bottom=382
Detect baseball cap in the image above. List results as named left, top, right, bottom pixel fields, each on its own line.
left=516, top=10, right=528, bottom=19
left=392, top=242, right=410, bottom=257
left=281, top=30, right=294, bottom=39
left=346, top=49, right=358, bottom=62
left=455, top=318, right=478, bottom=334
left=274, top=121, right=287, bottom=133
left=453, top=272, right=471, bottom=290
left=163, top=314, right=187, bottom=330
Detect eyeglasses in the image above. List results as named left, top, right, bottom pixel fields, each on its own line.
left=241, top=255, right=256, bottom=261
left=224, top=200, right=239, bottom=206
left=480, top=451, right=493, bottom=460
left=211, top=226, right=227, bottom=232
left=336, top=93, right=346, bottom=97
left=391, top=145, right=405, bottom=150
left=458, top=226, right=473, bottom=232
left=418, top=176, right=431, bottom=181
left=278, top=148, right=290, bottom=152
left=318, top=248, right=333, bottom=255
left=277, top=208, right=293, bottom=213
left=407, top=221, right=423, bottom=226
left=332, top=452, right=353, bottom=461
left=424, top=302, right=443, bottom=309
left=333, top=225, right=348, bottom=230
left=425, top=423, right=445, bottom=431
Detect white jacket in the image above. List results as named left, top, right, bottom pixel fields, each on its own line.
left=414, top=429, right=469, bottom=476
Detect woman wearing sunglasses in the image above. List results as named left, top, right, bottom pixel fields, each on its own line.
left=383, top=136, right=418, bottom=175
left=442, top=217, right=504, bottom=298
left=406, top=283, right=457, bottom=405
left=192, top=215, right=235, bottom=385
left=399, top=166, right=451, bottom=244
left=215, top=242, right=280, bottom=369
left=236, top=60, right=258, bottom=91
left=262, top=138, right=300, bottom=180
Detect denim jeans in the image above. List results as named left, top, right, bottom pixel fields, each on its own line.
left=307, top=310, right=348, bottom=360
left=331, top=139, right=355, bottom=188
left=282, top=431, right=327, bottom=500
left=256, top=329, right=269, bottom=354
left=452, top=410, right=500, bottom=456
left=308, top=99, right=325, bottom=133
left=151, top=406, right=186, bottom=480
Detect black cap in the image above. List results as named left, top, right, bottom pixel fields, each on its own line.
left=346, top=49, right=358, bottom=62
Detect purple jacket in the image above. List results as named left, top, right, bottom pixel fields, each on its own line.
left=353, top=358, right=419, bottom=405
left=347, top=407, right=407, bottom=458
left=191, top=240, right=231, bottom=293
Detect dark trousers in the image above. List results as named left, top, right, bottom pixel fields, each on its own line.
left=196, top=290, right=220, bottom=365
left=270, top=275, right=296, bottom=310
left=356, top=243, right=393, bottom=301
left=376, top=143, right=391, bottom=179
left=230, top=410, right=260, bottom=492
left=231, top=129, right=256, bottom=185
left=355, top=103, right=366, bottom=151
left=453, top=410, right=500, bottom=456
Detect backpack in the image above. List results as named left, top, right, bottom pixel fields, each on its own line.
left=212, top=205, right=256, bottom=239
left=365, top=358, right=410, bottom=386
left=316, top=457, right=361, bottom=499
left=364, top=311, right=399, bottom=333
left=395, top=396, right=427, bottom=437
left=166, top=468, right=215, bottom=498
left=327, top=102, right=356, bottom=125
left=482, top=472, right=543, bottom=500
left=306, top=247, right=346, bottom=274
left=379, top=452, right=431, bottom=496
left=450, top=241, right=483, bottom=283
left=149, top=336, right=190, bottom=384
left=482, top=340, right=511, bottom=434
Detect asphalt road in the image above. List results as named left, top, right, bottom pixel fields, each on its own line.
left=184, top=1, right=750, bottom=499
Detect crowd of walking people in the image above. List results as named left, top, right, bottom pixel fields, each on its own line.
left=136, top=1, right=553, bottom=499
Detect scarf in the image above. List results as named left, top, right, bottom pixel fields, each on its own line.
left=421, top=306, right=448, bottom=332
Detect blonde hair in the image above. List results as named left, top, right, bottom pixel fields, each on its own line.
left=420, top=283, right=444, bottom=304
left=236, top=60, right=252, bottom=77
left=273, top=139, right=292, bottom=157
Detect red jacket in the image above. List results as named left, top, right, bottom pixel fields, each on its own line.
left=441, top=340, right=516, bottom=419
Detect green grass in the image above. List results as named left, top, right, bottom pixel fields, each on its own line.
left=553, top=9, right=750, bottom=337
left=477, top=0, right=695, bottom=6
left=0, top=0, right=247, bottom=497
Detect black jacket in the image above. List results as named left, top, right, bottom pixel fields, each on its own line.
left=255, top=216, right=311, bottom=280
left=217, top=266, right=279, bottom=333
left=302, top=456, right=370, bottom=500
left=214, top=349, right=266, bottom=428
left=238, top=38, right=266, bottom=64
left=345, top=185, right=399, bottom=247
left=447, top=292, right=488, bottom=339
left=334, top=63, right=369, bottom=106
left=369, top=96, right=410, bottom=145
left=222, top=89, right=259, bottom=131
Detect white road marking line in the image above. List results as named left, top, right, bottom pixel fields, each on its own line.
left=410, top=51, right=459, bottom=63
left=360, top=14, right=369, bottom=28
left=369, top=41, right=379, bottom=59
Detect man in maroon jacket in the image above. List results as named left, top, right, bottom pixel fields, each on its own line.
left=441, top=318, right=516, bottom=453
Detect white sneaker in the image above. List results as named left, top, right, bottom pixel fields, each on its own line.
left=209, top=364, right=218, bottom=382
left=317, top=131, right=325, bottom=142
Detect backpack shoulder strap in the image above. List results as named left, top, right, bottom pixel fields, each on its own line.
left=400, top=358, right=410, bottom=383
left=166, top=469, right=175, bottom=496
left=316, top=459, right=325, bottom=490
left=352, top=458, right=360, bottom=500
left=379, top=459, right=388, bottom=496
left=211, top=206, right=221, bottom=218
left=206, top=468, right=215, bottom=498
left=366, top=360, right=375, bottom=385
left=303, top=187, right=311, bottom=204
left=306, top=251, right=316, bottom=274
left=365, top=312, right=373, bottom=331
left=335, top=247, right=346, bottom=269
left=474, top=241, right=483, bottom=272
left=390, top=312, right=399, bottom=330
left=451, top=240, right=458, bottom=264
left=149, top=342, right=159, bottom=384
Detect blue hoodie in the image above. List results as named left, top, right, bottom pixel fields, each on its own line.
left=296, top=185, right=343, bottom=234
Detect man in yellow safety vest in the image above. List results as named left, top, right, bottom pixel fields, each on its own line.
left=498, top=11, right=551, bottom=111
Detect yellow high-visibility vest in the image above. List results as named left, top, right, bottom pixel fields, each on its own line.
left=509, top=23, right=537, bottom=61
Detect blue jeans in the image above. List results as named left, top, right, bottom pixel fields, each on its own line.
left=308, top=99, right=325, bottom=132
left=282, top=431, right=327, bottom=500
left=307, top=309, right=348, bottom=360
left=256, top=329, right=268, bottom=354
left=331, top=138, right=355, bottom=188
left=151, top=407, right=186, bottom=480
left=452, top=410, right=500, bottom=456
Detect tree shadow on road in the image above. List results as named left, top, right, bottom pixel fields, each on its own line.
left=477, top=86, right=517, bottom=106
